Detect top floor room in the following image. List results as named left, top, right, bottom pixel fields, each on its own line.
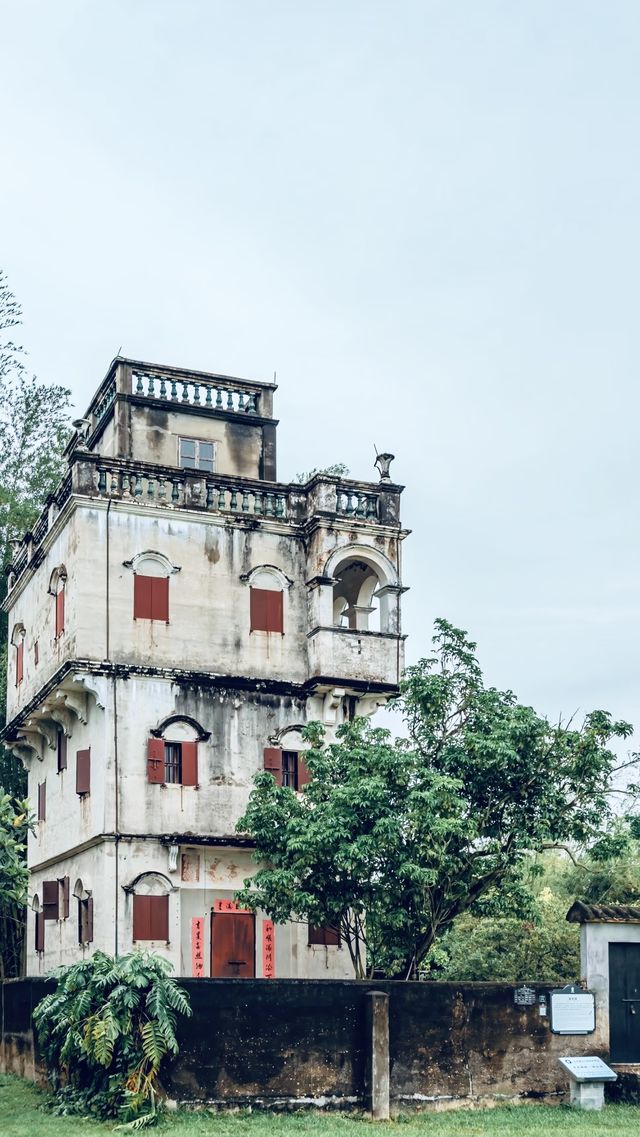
left=70, top=356, right=278, bottom=481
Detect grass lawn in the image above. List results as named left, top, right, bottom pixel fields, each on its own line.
left=2, top=1075, right=640, bottom=1137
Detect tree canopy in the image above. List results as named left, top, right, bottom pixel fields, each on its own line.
left=236, top=619, right=637, bottom=978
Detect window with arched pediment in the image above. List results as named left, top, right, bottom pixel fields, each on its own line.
left=245, top=565, right=290, bottom=634
left=146, top=714, right=208, bottom=787
left=129, top=872, right=172, bottom=943
left=125, top=550, right=180, bottom=623
left=48, top=565, right=67, bottom=639
left=11, top=623, right=25, bottom=686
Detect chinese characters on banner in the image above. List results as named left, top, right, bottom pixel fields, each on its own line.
left=262, top=919, right=275, bottom=978
left=213, top=899, right=250, bottom=913
left=191, top=916, right=205, bottom=978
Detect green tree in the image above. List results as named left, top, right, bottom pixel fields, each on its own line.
left=33, top=951, right=192, bottom=1124
left=0, top=792, right=34, bottom=978
left=236, top=619, right=636, bottom=978
left=0, top=270, right=72, bottom=974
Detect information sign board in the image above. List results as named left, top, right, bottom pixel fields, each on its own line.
left=550, top=986, right=595, bottom=1034
left=558, top=1056, right=617, bottom=1082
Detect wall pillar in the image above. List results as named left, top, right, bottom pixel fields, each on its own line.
left=366, top=990, right=390, bottom=1120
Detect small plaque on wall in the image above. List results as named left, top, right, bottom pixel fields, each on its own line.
left=514, top=985, right=536, bottom=1006
left=550, top=986, right=595, bottom=1034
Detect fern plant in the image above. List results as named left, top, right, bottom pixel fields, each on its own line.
left=33, top=951, right=191, bottom=1124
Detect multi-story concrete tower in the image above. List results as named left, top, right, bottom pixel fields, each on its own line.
left=2, top=358, right=406, bottom=978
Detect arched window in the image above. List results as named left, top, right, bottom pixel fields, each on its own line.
left=126, top=551, right=180, bottom=623
left=263, top=726, right=311, bottom=790
left=332, top=558, right=381, bottom=633
left=325, top=545, right=401, bottom=635
left=74, top=878, right=94, bottom=944
left=32, top=895, right=44, bottom=954
left=146, top=715, right=207, bottom=787
left=246, top=566, right=289, bottom=634
left=49, top=566, right=67, bottom=639
left=129, top=872, right=172, bottom=943
left=11, top=623, right=25, bottom=687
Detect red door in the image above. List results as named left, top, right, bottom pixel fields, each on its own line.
left=211, top=912, right=255, bottom=977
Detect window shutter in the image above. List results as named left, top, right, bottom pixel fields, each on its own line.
left=35, top=911, right=44, bottom=953
left=133, top=574, right=153, bottom=620
left=133, top=894, right=150, bottom=940
left=263, top=747, right=283, bottom=786
left=76, top=748, right=91, bottom=795
left=42, top=880, right=59, bottom=921
left=151, top=576, right=169, bottom=622
left=150, top=895, right=169, bottom=940
left=87, top=896, right=94, bottom=942
left=181, top=741, right=198, bottom=786
left=61, top=876, right=70, bottom=919
left=56, top=587, right=65, bottom=637
left=297, top=754, right=312, bottom=788
left=15, top=642, right=23, bottom=685
left=266, top=590, right=284, bottom=633
left=38, top=781, right=46, bottom=822
left=57, top=731, right=67, bottom=772
left=309, top=924, right=340, bottom=946
left=147, top=738, right=165, bottom=783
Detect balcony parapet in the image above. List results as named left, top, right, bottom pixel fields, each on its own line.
left=5, top=456, right=403, bottom=598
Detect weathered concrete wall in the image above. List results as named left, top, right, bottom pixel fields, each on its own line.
left=1, top=978, right=608, bottom=1110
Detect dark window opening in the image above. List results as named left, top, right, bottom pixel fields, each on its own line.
left=35, top=911, right=44, bottom=953
left=282, top=750, right=299, bottom=790
left=78, top=896, right=94, bottom=944
left=164, top=742, right=182, bottom=784
left=57, top=729, right=67, bottom=773
left=34, top=640, right=39, bottom=666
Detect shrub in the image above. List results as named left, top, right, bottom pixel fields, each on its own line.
left=33, top=951, right=191, bottom=1125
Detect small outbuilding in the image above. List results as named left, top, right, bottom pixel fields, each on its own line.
left=567, top=900, right=640, bottom=1063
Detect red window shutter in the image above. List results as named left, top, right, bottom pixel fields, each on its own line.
left=297, top=754, right=312, bottom=788
left=250, top=588, right=268, bottom=631
left=181, top=741, right=198, bottom=786
left=15, top=642, right=23, bottom=686
left=151, top=576, right=169, bottom=622
left=86, top=896, right=94, bottom=942
left=56, top=587, right=65, bottom=637
left=266, top=590, right=284, bottom=633
left=61, top=876, right=70, bottom=920
left=150, top=895, right=169, bottom=940
left=263, top=747, right=283, bottom=786
left=133, top=894, right=151, bottom=940
left=133, top=574, right=153, bottom=620
left=38, top=781, right=46, bottom=822
left=147, top=738, right=165, bottom=783
left=76, top=748, right=91, bottom=795
left=42, top=880, right=59, bottom=921
left=309, top=924, right=340, bottom=946
left=35, top=911, right=44, bottom=953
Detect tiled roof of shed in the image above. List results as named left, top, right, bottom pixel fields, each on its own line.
left=566, top=900, right=640, bottom=924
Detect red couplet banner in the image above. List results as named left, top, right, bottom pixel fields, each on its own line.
left=213, top=899, right=251, bottom=913
left=191, top=916, right=205, bottom=977
left=262, top=919, right=275, bottom=978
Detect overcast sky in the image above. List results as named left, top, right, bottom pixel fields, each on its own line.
left=2, top=1, right=639, bottom=742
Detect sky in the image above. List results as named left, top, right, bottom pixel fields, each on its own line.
left=1, top=1, right=639, bottom=744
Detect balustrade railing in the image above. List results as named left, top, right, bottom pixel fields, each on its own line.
left=336, top=487, right=379, bottom=520
left=131, top=369, right=261, bottom=415
left=94, top=463, right=288, bottom=518
left=8, top=460, right=391, bottom=590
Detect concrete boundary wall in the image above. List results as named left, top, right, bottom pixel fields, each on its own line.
left=1, top=978, right=604, bottom=1111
